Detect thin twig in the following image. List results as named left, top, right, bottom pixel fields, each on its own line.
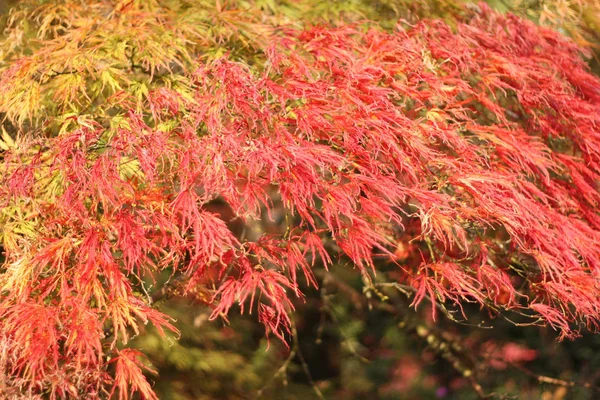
left=150, top=273, right=187, bottom=303
left=481, top=352, right=599, bottom=392
left=291, top=322, right=326, bottom=400
left=254, top=347, right=296, bottom=399
left=320, top=292, right=370, bottom=364
left=254, top=320, right=326, bottom=399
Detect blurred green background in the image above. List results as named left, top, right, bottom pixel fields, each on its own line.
left=131, top=262, right=600, bottom=399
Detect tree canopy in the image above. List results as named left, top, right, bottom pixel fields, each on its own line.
left=1, top=1, right=600, bottom=398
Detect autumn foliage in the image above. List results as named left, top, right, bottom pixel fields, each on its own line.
left=1, top=0, right=600, bottom=398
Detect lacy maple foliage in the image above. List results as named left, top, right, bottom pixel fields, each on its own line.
left=1, top=0, right=600, bottom=398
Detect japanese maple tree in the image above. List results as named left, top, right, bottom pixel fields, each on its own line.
left=1, top=0, right=600, bottom=398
